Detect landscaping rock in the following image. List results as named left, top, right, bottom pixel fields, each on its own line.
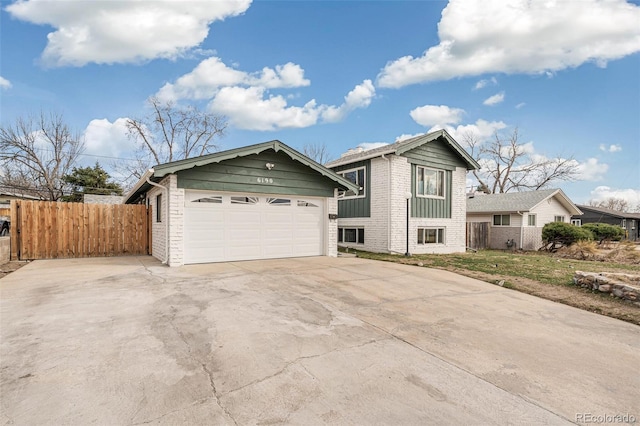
left=574, top=271, right=640, bottom=306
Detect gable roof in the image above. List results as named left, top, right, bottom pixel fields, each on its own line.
left=124, top=140, right=359, bottom=204
left=325, top=129, right=480, bottom=170
left=576, top=204, right=640, bottom=220
left=466, top=188, right=582, bottom=215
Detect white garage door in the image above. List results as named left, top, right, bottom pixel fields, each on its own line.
left=184, top=190, right=324, bottom=264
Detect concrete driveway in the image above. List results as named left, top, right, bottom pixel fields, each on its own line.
left=1, top=256, right=638, bottom=425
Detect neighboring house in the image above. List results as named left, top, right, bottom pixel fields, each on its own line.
left=0, top=190, right=40, bottom=206
left=325, top=130, right=479, bottom=255
left=83, top=194, right=124, bottom=205
left=124, top=140, right=358, bottom=266
left=573, top=205, right=640, bottom=241
left=466, top=189, right=582, bottom=250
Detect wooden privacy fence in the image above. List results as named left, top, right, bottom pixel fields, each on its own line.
left=10, top=200, right=150, bottom=260
left=0, top=207, right=10, bottom=218
left=466, top=222, right=489, bottom=250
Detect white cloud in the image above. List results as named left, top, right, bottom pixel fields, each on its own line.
left=377, top=0, right=640, bottom=88
left=83, top=118, right=133, bottom=160
left=515, top=102, right=526, bottom=109
left=474, top=77, right=497, bottom=90
left=410, top=104, right=465, bottom=127
left=0, top=76, right=11, bottom=90
left=209, top=86, right=320, bottom=131
left=599, top=144, right=622, bottom=153
left=483, top=92, right=505, bottom=106
left=429, top=119, right=508, bottom=145
left=156, top=57, right=310, bottom=103
left=395, top=133, right=424, bottom=142
left=6, top=0, right=252, bottom=67
left=158, top=57, right=374, bottom=131
left=321, top=80, right=376, bottom=122
left=589, top=186, right=640, bottom=207
left=573, top=158, right=609, bottom=181
left=357, top=142, right=389, bottom=151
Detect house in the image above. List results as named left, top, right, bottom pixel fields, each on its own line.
left=573, top=205, right=640, bottom=241
left=124, top=140, right=358, bottom=266
left=0, top=190, right=40, bottom=206
left=325, top=130, right=480, bottom=255
left=466, top=189, right=582, bottom=250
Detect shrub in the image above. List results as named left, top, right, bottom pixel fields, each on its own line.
left=581, top=223, right=625, bottom=244
left=541, top=222, right=592, bottom=250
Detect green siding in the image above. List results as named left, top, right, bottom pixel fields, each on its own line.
left=411, top=166, right=452, bottom=218
left=403, top=137, right=468, bottom=170
left=176, top=149, right=337, bottom=197
left=332, top=160, right=371, bottom=218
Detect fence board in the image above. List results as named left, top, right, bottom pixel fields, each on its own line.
left=0, top=207, right=10, bottom=218
left=466, top=222, right=489, bottom=250
left=10, top=200, right=149, bottom=260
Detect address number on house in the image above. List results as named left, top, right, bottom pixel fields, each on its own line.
left=257, top=177, right=274, bottom=184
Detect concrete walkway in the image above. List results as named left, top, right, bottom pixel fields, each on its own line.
left=1, top=256, right=638, bottom=425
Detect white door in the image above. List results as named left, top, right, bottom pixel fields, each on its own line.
left=184, top=191, right=324, bottom=264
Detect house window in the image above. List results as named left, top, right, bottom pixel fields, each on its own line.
left=156, top=194, right=162, bottom=222
left=416, top=166, right=444, bottom=198
left=554, top=215, right=565, bottom=222
left=571, top=219, right=582, bottom=226
left=528, top=214, right=537, bottom=226
left=417, top=228, right=445, bottom=244
left=338, top=167, right=365, bottom=198
left=622, top=219, right=627, bottom=228
left=493, top=214, right=510, bottom=226
left=338, top=227, right=364, bottom=244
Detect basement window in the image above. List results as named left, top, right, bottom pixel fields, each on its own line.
left=338, top=227, right=364, bottom=244
left=417, top=228, right=445, bottom=244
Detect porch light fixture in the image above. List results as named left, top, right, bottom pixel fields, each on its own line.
left=265, top=162, right=275, bottom=170
left=405, top=192, right=412, bottom=256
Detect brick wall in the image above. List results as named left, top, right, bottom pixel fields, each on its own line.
left=148, top=174, right=185, bottom=266
left=326, top=191, right=338, bottom=257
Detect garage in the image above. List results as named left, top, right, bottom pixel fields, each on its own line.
left=184, top=191, right=324, bottom=264
left=124, top=140, right=357, bottom=266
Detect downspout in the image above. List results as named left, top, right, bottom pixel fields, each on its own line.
left=516, top=211, right=524, bottom=250
left=146, top=169, right=170, bottom=265
left=381, top=154, right=391, bottom=253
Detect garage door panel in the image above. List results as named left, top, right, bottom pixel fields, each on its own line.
left=184, top=192, right=323, bottom=264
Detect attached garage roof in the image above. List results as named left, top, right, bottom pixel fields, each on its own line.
left=124, top=140, right=359, bottom=203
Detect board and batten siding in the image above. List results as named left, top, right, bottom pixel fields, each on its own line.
left=332, top=159, right=371, bottom=218
left=176, top=150, right=337, bottom=197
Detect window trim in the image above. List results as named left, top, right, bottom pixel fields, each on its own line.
left=415, top=166, right=445, bottom=199
left=338, top=166, right=366, bottom=199
left=417, top=227, right=446, bottom=245
left=527, top=214, right=537, bottom=227
left=571, top=219, right=582, bottom=226
left=554, top=215, right=566, bottom=223
left=338, top=227, right=365, bottom=244
left=493, top=214, right=511, bottom=226
left=156, top=194, right=162, bottom=223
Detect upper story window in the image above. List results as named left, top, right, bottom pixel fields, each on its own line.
left=338, top=166, right=365, bottom=198
left=493, top=214, right=510, bottom=226
left=554, top=215, right=565, bottom=222
left=416, top=166, right=444, bottom=198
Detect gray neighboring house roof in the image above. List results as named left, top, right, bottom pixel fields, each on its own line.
left=467, top=188, right=582, bottom=215
left=124, top=140, right=359, bottom=204
left=325, top=129, right=480, bottom=170
left=576, top=205, right=640, bottom=220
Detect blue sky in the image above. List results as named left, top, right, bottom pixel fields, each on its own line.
left=1, top=0, right=639, bottom=206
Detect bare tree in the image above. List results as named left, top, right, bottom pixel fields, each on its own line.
left=588, top=197, right=629, bottom=212
left=302, top=142, right=333, bottom=165
left=119, top=97, right=227, bottom=182
left=0, top=112, right=84, bottom=200
left=462, top=128, right=578, bottom=193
